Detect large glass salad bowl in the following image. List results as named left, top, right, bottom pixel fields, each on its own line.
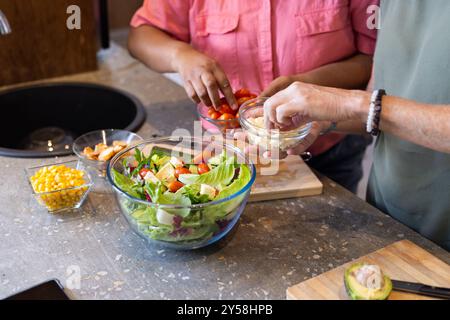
left=107, top=136, right=256, bottom=250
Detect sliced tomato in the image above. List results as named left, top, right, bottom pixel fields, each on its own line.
left=237, top=96, right=253, bottom=107
left=175, top=166, right=191, bottom=178
left=234, top=88, right=252, bottom=99
left=139, top=168, right=152, bottom=179
left=209, top=111, right=221, bottom=120
left=218, top=113, right=235, bottom=121
left=197, top=163, right=210, bottom=175
left=168, top=180, right=184, bottom=193
left=218, top=103, right=234, bottom=115
left=207, top=107, right=216, bottom=116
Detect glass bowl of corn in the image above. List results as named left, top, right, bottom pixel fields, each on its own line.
left=26, top=160, right=93, bottom=213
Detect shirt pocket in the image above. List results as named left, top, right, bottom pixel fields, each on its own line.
left=192, top=14, right=239, bottom=80
left=295, top=6, right=355, bottom=71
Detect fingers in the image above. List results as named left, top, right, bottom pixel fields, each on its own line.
left=184, top=81, right=201, bottom=104
left=191, top=79, right=212, bottom=107
left=264, top=92, right=288, bottom=129
left=275, top=102, right=309, bottom=127
left=213, top=67, right=238, bottom=110
left=201, top=73, right=222, bottom=109
left=189, top=65, right=236, bottom=111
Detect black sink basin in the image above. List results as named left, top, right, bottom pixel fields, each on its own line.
left=0, top=82, right=146, bottom=158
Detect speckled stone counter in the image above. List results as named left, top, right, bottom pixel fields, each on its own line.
left=0, top=44, right=448, bottom=300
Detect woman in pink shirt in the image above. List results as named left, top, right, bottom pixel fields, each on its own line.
left=128, top=0, right=378, bottom=193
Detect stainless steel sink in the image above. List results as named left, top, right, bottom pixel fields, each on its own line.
left=0, top=82, right=146, bottom=158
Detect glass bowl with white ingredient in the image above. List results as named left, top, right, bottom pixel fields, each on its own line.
left=238, top=97, right=312, bottom=153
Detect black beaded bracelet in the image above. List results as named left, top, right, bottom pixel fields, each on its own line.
left=366, top=89, right=386, bottom=136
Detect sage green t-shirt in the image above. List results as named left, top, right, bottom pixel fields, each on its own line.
left=369, top=0, right=450, bottom=250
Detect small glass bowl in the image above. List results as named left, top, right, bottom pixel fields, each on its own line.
left=197, top=104, right=240, bottom=136
left=73, top=129, right=143, bottom=178
left=239, top=97, right=312, bottom=152
left=26, top=160, right=93, bottom=213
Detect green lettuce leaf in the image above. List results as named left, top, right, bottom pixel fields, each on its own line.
left=195, top=157, right=236, bottom=187
left=178, top=174, right=200, bottom=185
left=144, top=182, right=191, bottom=217
left=177, top=184, right=210, bottom=204
left=112, top=169, right=144, bottom=199
left=216, top=165, right=251, bottom=200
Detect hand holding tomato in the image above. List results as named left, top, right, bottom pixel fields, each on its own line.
left=205, top=88, right=256, bottom=122
left=172, top=46, right=238, bottom=110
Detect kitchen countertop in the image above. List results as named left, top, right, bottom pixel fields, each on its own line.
left=0, top=44, right=449, bottom=300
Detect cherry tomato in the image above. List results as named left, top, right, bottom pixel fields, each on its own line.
left=175, top=166, right=191, bottom=178
left=139, top=168, right=152, bottom=179
left=218, top=113, right=235, bottom=121
left=237, top=96, right=253, bottom=106
left=207, top=107, right=216, bottom=116
left=197, top=163, right=210, bottom=175
left=234, top=88, right=252, bottom=99
left=209, top=111, right=221, bottom=120
left=218, top=103, right=234, bottom=115
left=168, top=180, right=184, bottom=193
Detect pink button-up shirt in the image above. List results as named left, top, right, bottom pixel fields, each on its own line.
left=131, top=0, right=378, bottom=155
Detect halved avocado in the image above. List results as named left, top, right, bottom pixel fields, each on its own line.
left=344, top=262, right=392, bottom=300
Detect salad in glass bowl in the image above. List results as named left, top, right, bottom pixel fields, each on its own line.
left=107, top=137, right=256, bottom=250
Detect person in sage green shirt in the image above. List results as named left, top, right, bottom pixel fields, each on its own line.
left=261, top=0, right=450, bottom=250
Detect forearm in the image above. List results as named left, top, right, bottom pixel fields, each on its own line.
left=296, top=54, right=373, bottom=89
left=352, top=93, right=450, bottom=153
left=128, top=25, right=191, bottom=73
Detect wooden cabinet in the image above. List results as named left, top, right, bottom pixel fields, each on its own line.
left=0, top=0, right=98, bottom=86
left=108, top=0, right=142, bottom=30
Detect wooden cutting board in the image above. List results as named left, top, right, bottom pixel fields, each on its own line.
left=249, top=155, right=323, bottom=202
left=287, top=240, right=450, bottom=300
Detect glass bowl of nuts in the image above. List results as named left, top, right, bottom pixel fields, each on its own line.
left=239, top=97, right=312, bottom=153
left=73, top=129, right=143, bottom=179
left=26, top=160, right=93, bottom=213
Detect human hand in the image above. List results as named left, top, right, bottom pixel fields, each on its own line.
left=172, top=46, right=238, bottom=110
left=263, top=82, right=369, bottom=129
